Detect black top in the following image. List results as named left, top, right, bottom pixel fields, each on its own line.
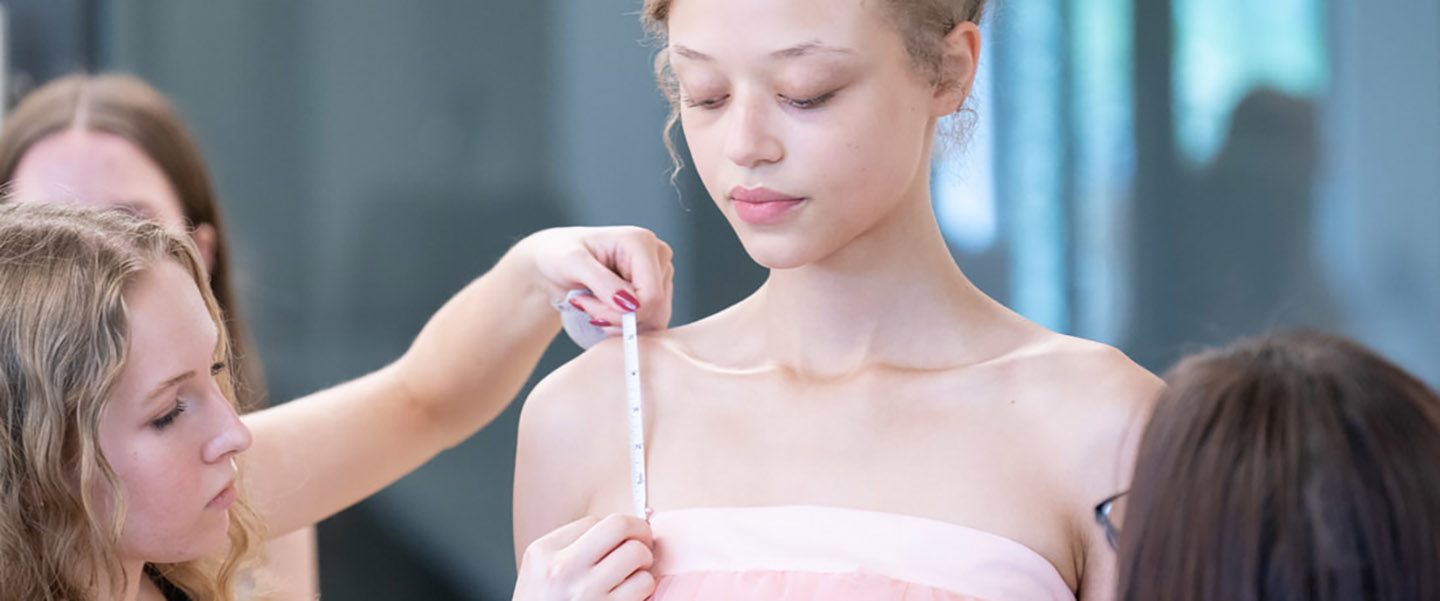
left=143, top=564, right=194, bottom=601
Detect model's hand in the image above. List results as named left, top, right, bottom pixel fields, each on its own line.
left=513, top=515, right=657, bottom=601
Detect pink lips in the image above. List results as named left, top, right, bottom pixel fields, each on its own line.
left=207, top=481, right=236, bottom=510
left=729, top=186, right=804, bottom=224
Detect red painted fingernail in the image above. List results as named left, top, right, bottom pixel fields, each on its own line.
left=589, top=318, right=612, bottom=327
left=569, top=297, right=586, bottom=312
left=613, top=290, right=640, bottom=312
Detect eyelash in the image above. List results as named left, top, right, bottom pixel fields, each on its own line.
left=683, top=94, right=729, bottom=110
left=149, top=363, right=225, bottom=431
left=681, top=92, right=837, bottom=111
left=151, top=399, right=188, bottom=431
left=783, top=92, right=836, bottom=109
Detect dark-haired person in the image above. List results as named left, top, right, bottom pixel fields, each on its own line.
left=1097, top=331, right=1440, bottom=601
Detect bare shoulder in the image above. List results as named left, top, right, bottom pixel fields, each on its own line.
left=517, top=322, right=712, bottom=474
left=1005, top=333, right=1162, bottom=424
left=520, top=336, right=629, bottom=445
left=519, top=325, right=696, bottom=444
left=995, top=334, right=1162, bottom=597
left=513, top=337, right=630, bottom=552
left=999, top=333, right=1163, bottom=485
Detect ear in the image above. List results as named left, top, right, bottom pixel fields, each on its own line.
left=191, top=222, right=218, bottom=275
left=930, top=21, right=982, bottom=118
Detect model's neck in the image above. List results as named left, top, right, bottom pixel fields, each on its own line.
left=734, top=194, right=1021, bottom=377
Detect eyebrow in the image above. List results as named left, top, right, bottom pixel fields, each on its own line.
left=111, top=201, right=156, bottom=220
left=772, top=41, right=857, bottom=59
left=145, top=371, right=196, bottom=405
left=671, top=41, right=857, bottom=62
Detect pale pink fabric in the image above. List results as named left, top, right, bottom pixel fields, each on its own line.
left=649, top=505, right=1075, bottom=601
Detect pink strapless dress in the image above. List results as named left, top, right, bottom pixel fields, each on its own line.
left=649, top=505, right=1075, bottom=601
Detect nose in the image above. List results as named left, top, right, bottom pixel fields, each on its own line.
left=201, top=391, right=253, bottom=465
left=723, top=94, right=784, bottom=168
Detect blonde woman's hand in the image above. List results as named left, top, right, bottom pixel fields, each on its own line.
left=518, top=226, right=674, bottom=334
left=513, top=515, right=657, bottom=601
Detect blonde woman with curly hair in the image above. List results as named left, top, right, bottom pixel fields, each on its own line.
left=0, top=202, right=671, bottom=601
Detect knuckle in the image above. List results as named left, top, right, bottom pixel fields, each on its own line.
left=566, top=247, right=593, bottom=263
left=522, top=540, right=553, bottom=564
left=546, top=549, right=576, bottom=578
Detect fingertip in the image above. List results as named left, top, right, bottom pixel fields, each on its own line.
left=628, top=517, right=656, bottom=545
left=621, top=538, right=655, bottom=570
left=598, top=512, right=634, bottom=534
left=570, top=295, right=626, bottom=330
left=567, top=292, right=600, bottom=314
left=613, top=289, right=641, bottom=313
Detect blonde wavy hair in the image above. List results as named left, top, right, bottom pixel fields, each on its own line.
left=0, top=202, right=265, bottom=600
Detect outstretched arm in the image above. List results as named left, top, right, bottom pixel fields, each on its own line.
left=241, top=226, right=672, bottom=536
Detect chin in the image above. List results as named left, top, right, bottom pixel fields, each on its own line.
left=175, top=514, right=233, bottom=562
left=130, top=533, right=225, bottom=565
left=120, top=511, right=229, bottom=564
left=736, top=234, right=829, bottom=270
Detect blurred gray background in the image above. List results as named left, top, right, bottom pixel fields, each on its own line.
left=3, top=0, right=1436, bottom=598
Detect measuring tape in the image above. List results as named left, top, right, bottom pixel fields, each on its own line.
left=554, top=290, right=648, bottom=519
left=621, top=312, right=648, bottom=519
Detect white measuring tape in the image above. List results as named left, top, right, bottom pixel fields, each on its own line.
left=555, top=290, right=648, bottom=520
left=621, top=312, right=648, bottom=519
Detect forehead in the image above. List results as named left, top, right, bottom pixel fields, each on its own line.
left=667, top=0, right=896, bottom=60
left=107, top=261, right=218, bottom=410
left=11, top=130, right=185, bottom=227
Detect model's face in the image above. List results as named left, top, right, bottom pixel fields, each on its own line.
left=97, top=261, right=250, bottom=563
left=12, top=130, right=186, bottom=229
left=668, top=0, right=955, bottom=268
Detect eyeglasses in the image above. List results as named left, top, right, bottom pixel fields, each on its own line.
left=1093, top=490, right=1128, bottom=550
